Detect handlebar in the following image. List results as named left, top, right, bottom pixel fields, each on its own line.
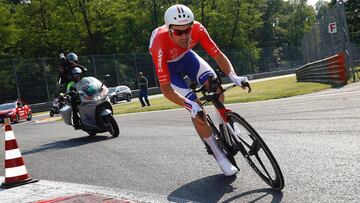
left=241, top=81, right=252, bottom=93
left=191, top=77, right=251, bottom=105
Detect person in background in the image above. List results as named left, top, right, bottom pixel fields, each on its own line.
left=138, top=72, right=151, bottom=107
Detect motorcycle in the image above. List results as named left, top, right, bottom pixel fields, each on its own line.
left=60, top=75, right=119, bottom=137
left=49, top=95, right=66, bottom=117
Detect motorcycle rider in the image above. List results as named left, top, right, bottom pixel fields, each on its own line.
left=68, top=67, right=83, bottom=129
left=58, top=52, right=88, bottom=85
left=56, top=52, right=86, bottom=129
left=68, top=67, right=109, bottom=130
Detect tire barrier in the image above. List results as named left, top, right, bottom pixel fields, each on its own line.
left=295, top=53, right=347, bottom=85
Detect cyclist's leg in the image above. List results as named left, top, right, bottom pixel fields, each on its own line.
left=185, top=51, right=224, bottom=102
left=169, top=51, right=237, bottom=176
left=187, top=51, right=238, bottom=174
left=168, top=51, right=212, bottom=139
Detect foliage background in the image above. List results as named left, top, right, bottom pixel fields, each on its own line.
left=0, top=0, right=358, bottom=104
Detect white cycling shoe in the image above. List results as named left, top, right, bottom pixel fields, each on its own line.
left=217, top=158, right=238, bottom=176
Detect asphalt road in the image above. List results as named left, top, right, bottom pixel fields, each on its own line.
left=1, top=82, right=360, bottom=202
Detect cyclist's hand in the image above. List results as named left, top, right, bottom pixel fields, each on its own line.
left=228, top=72, right=248, bottom=86
left=184, top=99, right=202, bottom=118
left=241, top=81, right=252, bottom=93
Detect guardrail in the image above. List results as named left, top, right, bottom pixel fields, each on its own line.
left=295, top=53, right=347, bottom=85
left=30, top=69, right=296, bottom=113
left=30, top=87, right=163, bottom=113
left=354, top=60, right=360, bottom=67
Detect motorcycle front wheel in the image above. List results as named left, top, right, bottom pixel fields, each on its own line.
left=50, top=110, right=55, bottom=117
left=104, top=114, right=119, bottom=137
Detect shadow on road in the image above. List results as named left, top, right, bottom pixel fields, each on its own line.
left=22, top=136, right=113, bottom=155
left=168, top=175, right=283, bottom=203
left=222, top=188, right=283, bottom=203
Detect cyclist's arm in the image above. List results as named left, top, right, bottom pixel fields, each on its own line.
left=160, top=83, right=187, bottom=107
left=212, top=51, right=235, bottom=76
left=195, top=22, right=236, bottom=76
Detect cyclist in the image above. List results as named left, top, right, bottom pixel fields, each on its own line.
left=149, top=4, right=248, bottom=176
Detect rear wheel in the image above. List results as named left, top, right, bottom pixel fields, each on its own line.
left=112, top=97, right=118, bottom=104
left=126, top=94, right=131, bottom=102
left=226, top=112, right=284, bottom=190
left=103, top=114, right=119, bottom=137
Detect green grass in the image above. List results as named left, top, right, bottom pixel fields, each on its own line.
left=113, top=75, right=332, bottom=115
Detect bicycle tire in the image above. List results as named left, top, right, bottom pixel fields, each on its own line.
left=226, top=111, right=285, bottom=190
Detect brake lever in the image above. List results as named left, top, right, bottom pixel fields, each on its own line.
left=241, top=82, right=252, bottom=93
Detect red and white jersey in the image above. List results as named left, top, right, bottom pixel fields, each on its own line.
left=149, top=21, right=220, bottom=85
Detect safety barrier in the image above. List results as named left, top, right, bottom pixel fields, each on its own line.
left=29, top=70, right=296, bottom=113
left=354, top=60, right=360, bottom=67
left=30, top=87, right=162, bottom=113
left=295, top=53, right=347, bottom=85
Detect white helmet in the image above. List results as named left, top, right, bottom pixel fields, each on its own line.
left=164, top=4, right=194, bottom=28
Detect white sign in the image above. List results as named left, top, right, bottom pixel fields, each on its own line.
left=328, top=22, right=337, bottom=33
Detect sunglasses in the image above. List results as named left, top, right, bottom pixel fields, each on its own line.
left=170, top=27, right=192, bottom=36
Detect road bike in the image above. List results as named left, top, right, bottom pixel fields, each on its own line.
left=191, top=77, right=285, bottom=190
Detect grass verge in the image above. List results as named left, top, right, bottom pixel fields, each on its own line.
left=112, top=75, right=332, bottom=115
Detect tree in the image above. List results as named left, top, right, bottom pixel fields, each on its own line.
left=315, top=0, right=331, bottom=19
left=343, top=0, right=360, bottom=46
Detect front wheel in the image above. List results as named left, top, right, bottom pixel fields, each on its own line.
left=226, top=112, right=285, bottom=190
left=87, top=131, right=97, bottom=137
left=27, top=112, right=32, bottom=121
left=103, top=114, right=119, bottom=137
left=14, top=114, right=19, bottom=123
left=50, top=109, right=55, bottom=117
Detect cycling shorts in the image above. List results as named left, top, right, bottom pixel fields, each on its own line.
left=168, top=50, right=216, bottom=101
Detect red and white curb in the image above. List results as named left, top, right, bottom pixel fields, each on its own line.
left=0, top=176, right=193, bottom=203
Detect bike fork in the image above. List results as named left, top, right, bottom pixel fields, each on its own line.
left=216, top=108, right=234, bottom=147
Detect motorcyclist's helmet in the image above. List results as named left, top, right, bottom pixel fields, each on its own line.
left=71, top=67, right=82, bottom=81
left=59, top=93, right=65, bottom=97
left=164, top=4, right=194, bottom=28
left=66, top=52, right=78, bottom=63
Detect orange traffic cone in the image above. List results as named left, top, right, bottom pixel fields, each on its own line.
left=1, top=118, right=38, bottom=189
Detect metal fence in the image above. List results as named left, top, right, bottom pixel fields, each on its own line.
left=301, top=0, right=358, bottom=78
left=0, top=48, right=302, bottom=105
